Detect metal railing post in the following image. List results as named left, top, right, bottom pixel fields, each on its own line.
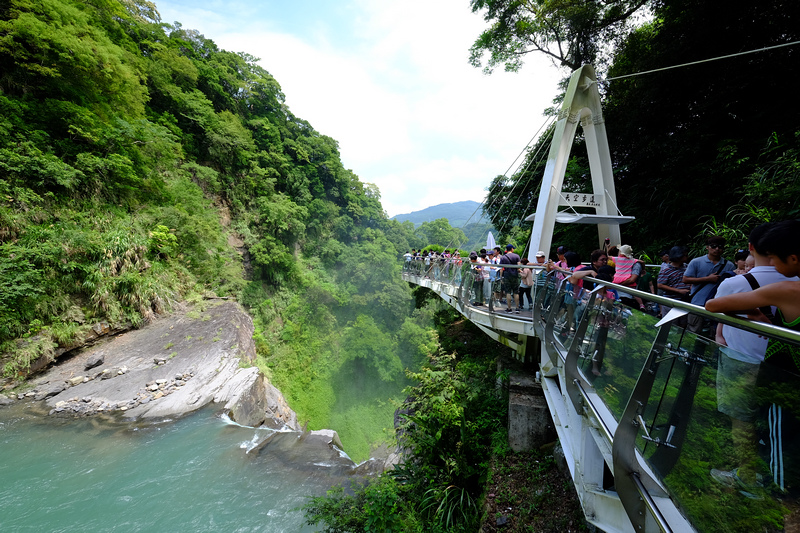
left=613, top=321, right=674, bottom=533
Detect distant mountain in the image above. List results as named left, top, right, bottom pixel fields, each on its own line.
left=392, top=200, right=490, bottom=228
left=393, top=201, right=497, bottom=252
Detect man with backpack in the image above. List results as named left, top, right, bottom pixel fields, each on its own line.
left=499, top=244, right=521, bottom=313
left=708, top=223, right=798, bottom=490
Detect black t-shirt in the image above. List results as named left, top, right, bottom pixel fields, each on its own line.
left=499, top=252, right=520, bottom=277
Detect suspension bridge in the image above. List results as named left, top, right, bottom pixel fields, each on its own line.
left=402, top=66, right=800, bottom=533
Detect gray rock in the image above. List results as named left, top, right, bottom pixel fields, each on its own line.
left=84, top=352, right=105, bottom=370
left=0, top=394, right=13, bottom=405
left=92, top=322, right=111, bottom=336
left=40, top=303, right=302, bottom=433
left=34, top=383, right=66, bottom=401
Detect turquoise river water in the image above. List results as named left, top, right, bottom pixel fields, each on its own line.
left=0, top=402, right=357, bottom=532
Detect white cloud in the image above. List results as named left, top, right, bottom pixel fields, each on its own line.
left=154, top=0, right=565, bottom=217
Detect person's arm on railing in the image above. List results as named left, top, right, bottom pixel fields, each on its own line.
left=706, top=280, right=796, bottom=320
left=568, top=268, right=596, bottom=284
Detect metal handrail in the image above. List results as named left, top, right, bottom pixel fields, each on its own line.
left=403, top=260, right=800, bottom=346
left=580, top=275, right=800, bottom=345
left=402, top=260, right=800, bottom=532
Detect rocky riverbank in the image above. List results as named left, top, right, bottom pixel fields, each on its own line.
left=0, top=301, right=397, bottom=473
left=0, top=300, right=399, bottom=473
left=2, top=301, right=297, bottom=425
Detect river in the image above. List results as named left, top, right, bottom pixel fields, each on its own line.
left=0, top=402, right=358, bottom=532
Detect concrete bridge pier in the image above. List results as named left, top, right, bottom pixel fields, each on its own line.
left=507, top=373, right=557, bottom=452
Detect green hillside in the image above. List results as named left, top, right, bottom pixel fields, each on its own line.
left=0, top=0, right=441, bottom=462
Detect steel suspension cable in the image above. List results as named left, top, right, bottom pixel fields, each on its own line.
left=604, top=40, right=800, bottom=82
left=438, top=113, right=555, bottom=254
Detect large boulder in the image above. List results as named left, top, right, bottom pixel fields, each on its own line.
left=40, top=302, right=298, bottom=429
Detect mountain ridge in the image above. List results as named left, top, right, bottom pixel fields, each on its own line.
left=392, top=200, right=490, bottom=228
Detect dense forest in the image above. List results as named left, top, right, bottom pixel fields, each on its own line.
left=0, top=0, right=486, bottom=462
left=475, top=0, right=800, bottom=258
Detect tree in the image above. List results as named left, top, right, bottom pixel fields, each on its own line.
left=0, top=0, right=148, bottom=117
left=469, top=0, right=650, bottom=73
left=474, top=0, right=800, bottom=254
left=340, top=314, right=401, bottom=383
left=415, top=218, right=467, bottom=248
left=603, top=0, right=800, bottom=248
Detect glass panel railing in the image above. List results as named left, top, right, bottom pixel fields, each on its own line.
left=631, top=314, right=800, bottom=532
left=546, top=282, right=576, bottom=352
left=573, top=295, right=657, bottom=421
left=404, top=259, right=546, bottom=320
left=534, top=272, right=560, bottom=323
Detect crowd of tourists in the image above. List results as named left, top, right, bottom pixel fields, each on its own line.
left=403, top=224, right=800, bottom=336
left=403, top=222, right=800, bottom=346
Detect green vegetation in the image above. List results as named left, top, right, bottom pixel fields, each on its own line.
left=0, top=0, right=430, bottom=459
left=470, top=0, right=648, bottom=72
left=477, top=0, right=800, bottom=257
left=303, top=305, right=516, bottom=532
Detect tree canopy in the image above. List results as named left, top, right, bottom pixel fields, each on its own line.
left=469, top=0, right=650, bottom=72
left=480, top=0, right=800, bottom=256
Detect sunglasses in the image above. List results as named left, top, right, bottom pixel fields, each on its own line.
left=708, top=243, right=724, bottom=249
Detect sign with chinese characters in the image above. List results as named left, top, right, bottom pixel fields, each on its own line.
left=558, top=192, right=602, bottom=208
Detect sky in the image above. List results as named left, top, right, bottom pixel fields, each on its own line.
left=152, top=0, right=565, bottom=218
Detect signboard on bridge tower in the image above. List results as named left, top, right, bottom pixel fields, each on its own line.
left=559, top=192, right=602, bottom=208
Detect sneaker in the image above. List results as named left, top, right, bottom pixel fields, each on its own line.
left=515, top=308, right=521, bottom=314
left=505, top=308, right=514, bottom=313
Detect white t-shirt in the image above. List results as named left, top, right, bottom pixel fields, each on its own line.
left=478, top=258, right=491, bottom=280
left=716, top=265, right=798, bottom=362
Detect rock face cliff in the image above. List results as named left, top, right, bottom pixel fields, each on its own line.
left=23, top=301, right=297, bottom=429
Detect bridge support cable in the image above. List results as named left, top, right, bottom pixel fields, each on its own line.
left=435, top=113, right=556, bottom=256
